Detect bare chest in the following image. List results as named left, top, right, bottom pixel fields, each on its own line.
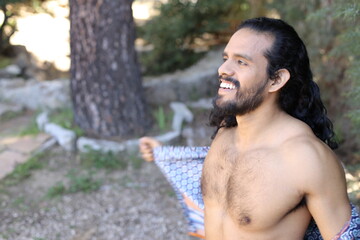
left=201, top=145, right=301, bottom=229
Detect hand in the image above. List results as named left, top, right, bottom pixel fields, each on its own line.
left=139, top=137, right=162, bottom=162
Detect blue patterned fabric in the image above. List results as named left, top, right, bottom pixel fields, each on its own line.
left=154, top=146, right=208, bottom=237
left=153, top=146, right=360, bottom=239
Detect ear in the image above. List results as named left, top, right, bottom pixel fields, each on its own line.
left=268, top=69, right=290, bottom=93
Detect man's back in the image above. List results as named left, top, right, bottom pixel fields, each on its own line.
left=202, top=113, right=350, bottom=239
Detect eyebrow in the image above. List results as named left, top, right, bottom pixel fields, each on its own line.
left=223, top=52, right=253, bottom=62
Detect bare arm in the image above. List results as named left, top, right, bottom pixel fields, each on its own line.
left=289, top=139, right=351, bottom=240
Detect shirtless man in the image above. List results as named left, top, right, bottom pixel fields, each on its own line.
left=139, top=17, right=352, bottom=239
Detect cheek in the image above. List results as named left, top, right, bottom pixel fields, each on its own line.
left=237, top=68, right=266, bottom=88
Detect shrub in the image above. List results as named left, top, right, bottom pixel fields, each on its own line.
left=138, top=0, right=250, bottom=75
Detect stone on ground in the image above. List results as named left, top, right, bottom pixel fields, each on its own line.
left=0, top=151, right=27, bottom=179
left=44, top=123, right=76, bottom=151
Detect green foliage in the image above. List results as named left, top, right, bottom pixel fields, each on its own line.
left=152, top=106, right=173, bottom=133
left=46, top=181, right=66, bottom=198
left=128, top=153, right=143, bottom=169
left=18, top=114, right=40, bottom=136
left=268, top=0, right=360, bottom=157
left=47, top=147, right=137, bottom=198
left=0, top=0, right=26, bottom=4
left=11, top=196, right=25, bottom=207
left=310, top=0, right=360, bottom=143
left=0, top=56, right=12, bottom=68
left=66, top=170, right=101, bottom=193
left=4, top=152, right=45, bottom=185
left=46, top=171, right=101, bottom=198
left=49, top=108, right=84, bottom=137
left=138, top=0, right=249, bottom=75
left=153, top=106, right=166, bottom=132
left=0, top=110, right=23, bottom=122
left=49, top=108, right=73, bottom=129
left=80, top=146, right=127, bottom=170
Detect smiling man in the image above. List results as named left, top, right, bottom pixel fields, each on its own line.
left=139, top=17, right=360, bottom=239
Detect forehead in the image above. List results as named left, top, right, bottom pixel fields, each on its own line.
left=224, top=28, right=274, bottom=58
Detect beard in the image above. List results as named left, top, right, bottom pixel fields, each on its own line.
left=212, top=76, right=269, bottom=117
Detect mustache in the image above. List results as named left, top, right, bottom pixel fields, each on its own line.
left=218, top=75, right=240, bottom=88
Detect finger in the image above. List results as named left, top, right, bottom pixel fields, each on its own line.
left=139, top=137, right=152, bottom=145
left=140, top=137, right=161, bottom=148
left=139, top=144, right=151, bottom=152
left=141, top=153, right=154, bottom=162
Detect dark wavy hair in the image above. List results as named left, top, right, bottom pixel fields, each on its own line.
left=210, top=17, right=338, bottom=149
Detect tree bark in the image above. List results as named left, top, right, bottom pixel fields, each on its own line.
left=69, top=0, right=151, bottom=138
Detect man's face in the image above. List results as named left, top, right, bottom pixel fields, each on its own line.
left=214, top=28, right=274, bottom=116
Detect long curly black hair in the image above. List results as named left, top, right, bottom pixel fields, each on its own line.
left=210, top=17, right=338, bottom=149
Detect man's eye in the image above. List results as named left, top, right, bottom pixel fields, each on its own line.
left=238, top=60, right=247, bottom=65
left=222, top=58, right=228, bottom=62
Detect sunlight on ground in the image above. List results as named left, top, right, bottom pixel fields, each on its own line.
left=11, top=0, right=70, bottom=71
left=9, top=0, right=159, bottom=73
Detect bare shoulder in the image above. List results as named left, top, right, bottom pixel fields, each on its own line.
left=282, top=132, right=337, bottom=167
left=279, top=120, right=351, bottom=238
left=280, top=129, right=345, bottom=194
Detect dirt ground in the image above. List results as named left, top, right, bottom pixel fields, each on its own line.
left=0, top=110, right=206, bottom=240
left=0, top=145, right=199, bottom=240
left=0, top=111, right=359, bottom=240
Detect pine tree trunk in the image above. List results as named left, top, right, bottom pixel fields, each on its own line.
left=69, top=0, right=151, bottom=138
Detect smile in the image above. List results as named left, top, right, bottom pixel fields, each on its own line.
left=220, top=80, right=236, bottom=90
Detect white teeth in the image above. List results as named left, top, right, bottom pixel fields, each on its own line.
left=220, top=82, right=235, bottom=89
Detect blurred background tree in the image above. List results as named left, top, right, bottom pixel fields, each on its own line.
left=137, top=0, right=252, bottom=75
left=267, top=0, right=359, bottom=162
left=69, top=0, right=151, bottom=138
left=0, top=0, right=358, bottom=161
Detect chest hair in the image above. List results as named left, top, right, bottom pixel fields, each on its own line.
left=202, top=145, right=268, bottom=225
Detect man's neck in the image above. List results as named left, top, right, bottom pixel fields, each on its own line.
left=234, top=101, right=284, bottom=150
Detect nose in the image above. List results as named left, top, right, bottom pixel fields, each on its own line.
left=218, top=60, right=235, bottom=77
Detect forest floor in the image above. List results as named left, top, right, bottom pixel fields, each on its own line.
left=0, top=109, right=208, bottom=240
left=0, top=110, right=359, bottom=240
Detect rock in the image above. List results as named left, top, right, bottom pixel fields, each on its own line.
left=44, top=123, right=76, bottom=151
left=36, top=112, right=49, bottom=131
left=182, top=127, right=195, bottom=146
left=4, top=65, right=21, bottom=76
left=170, top=102, right=193, bottom=132
left=77, top=137, right=125, bottom=154
left=34, top=137, right=57, bottom=154
left=0, top=78, right=26, bottom=89
left=143, top=48, right=222, bottom=105
left=0, top=102, right=23, bottom=117
left=154, top=131, right=181, bottom=143
left=187, top=98, right=213, bottom=109
left=122, top=139, right=140, bottom=152
left=0, top=78, right=71, bottom=110
left=0, top=64, right=21, bottom=78
left=77, top=102, right=193, bottom=153
left=182, top=126, right=211, bottom=147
